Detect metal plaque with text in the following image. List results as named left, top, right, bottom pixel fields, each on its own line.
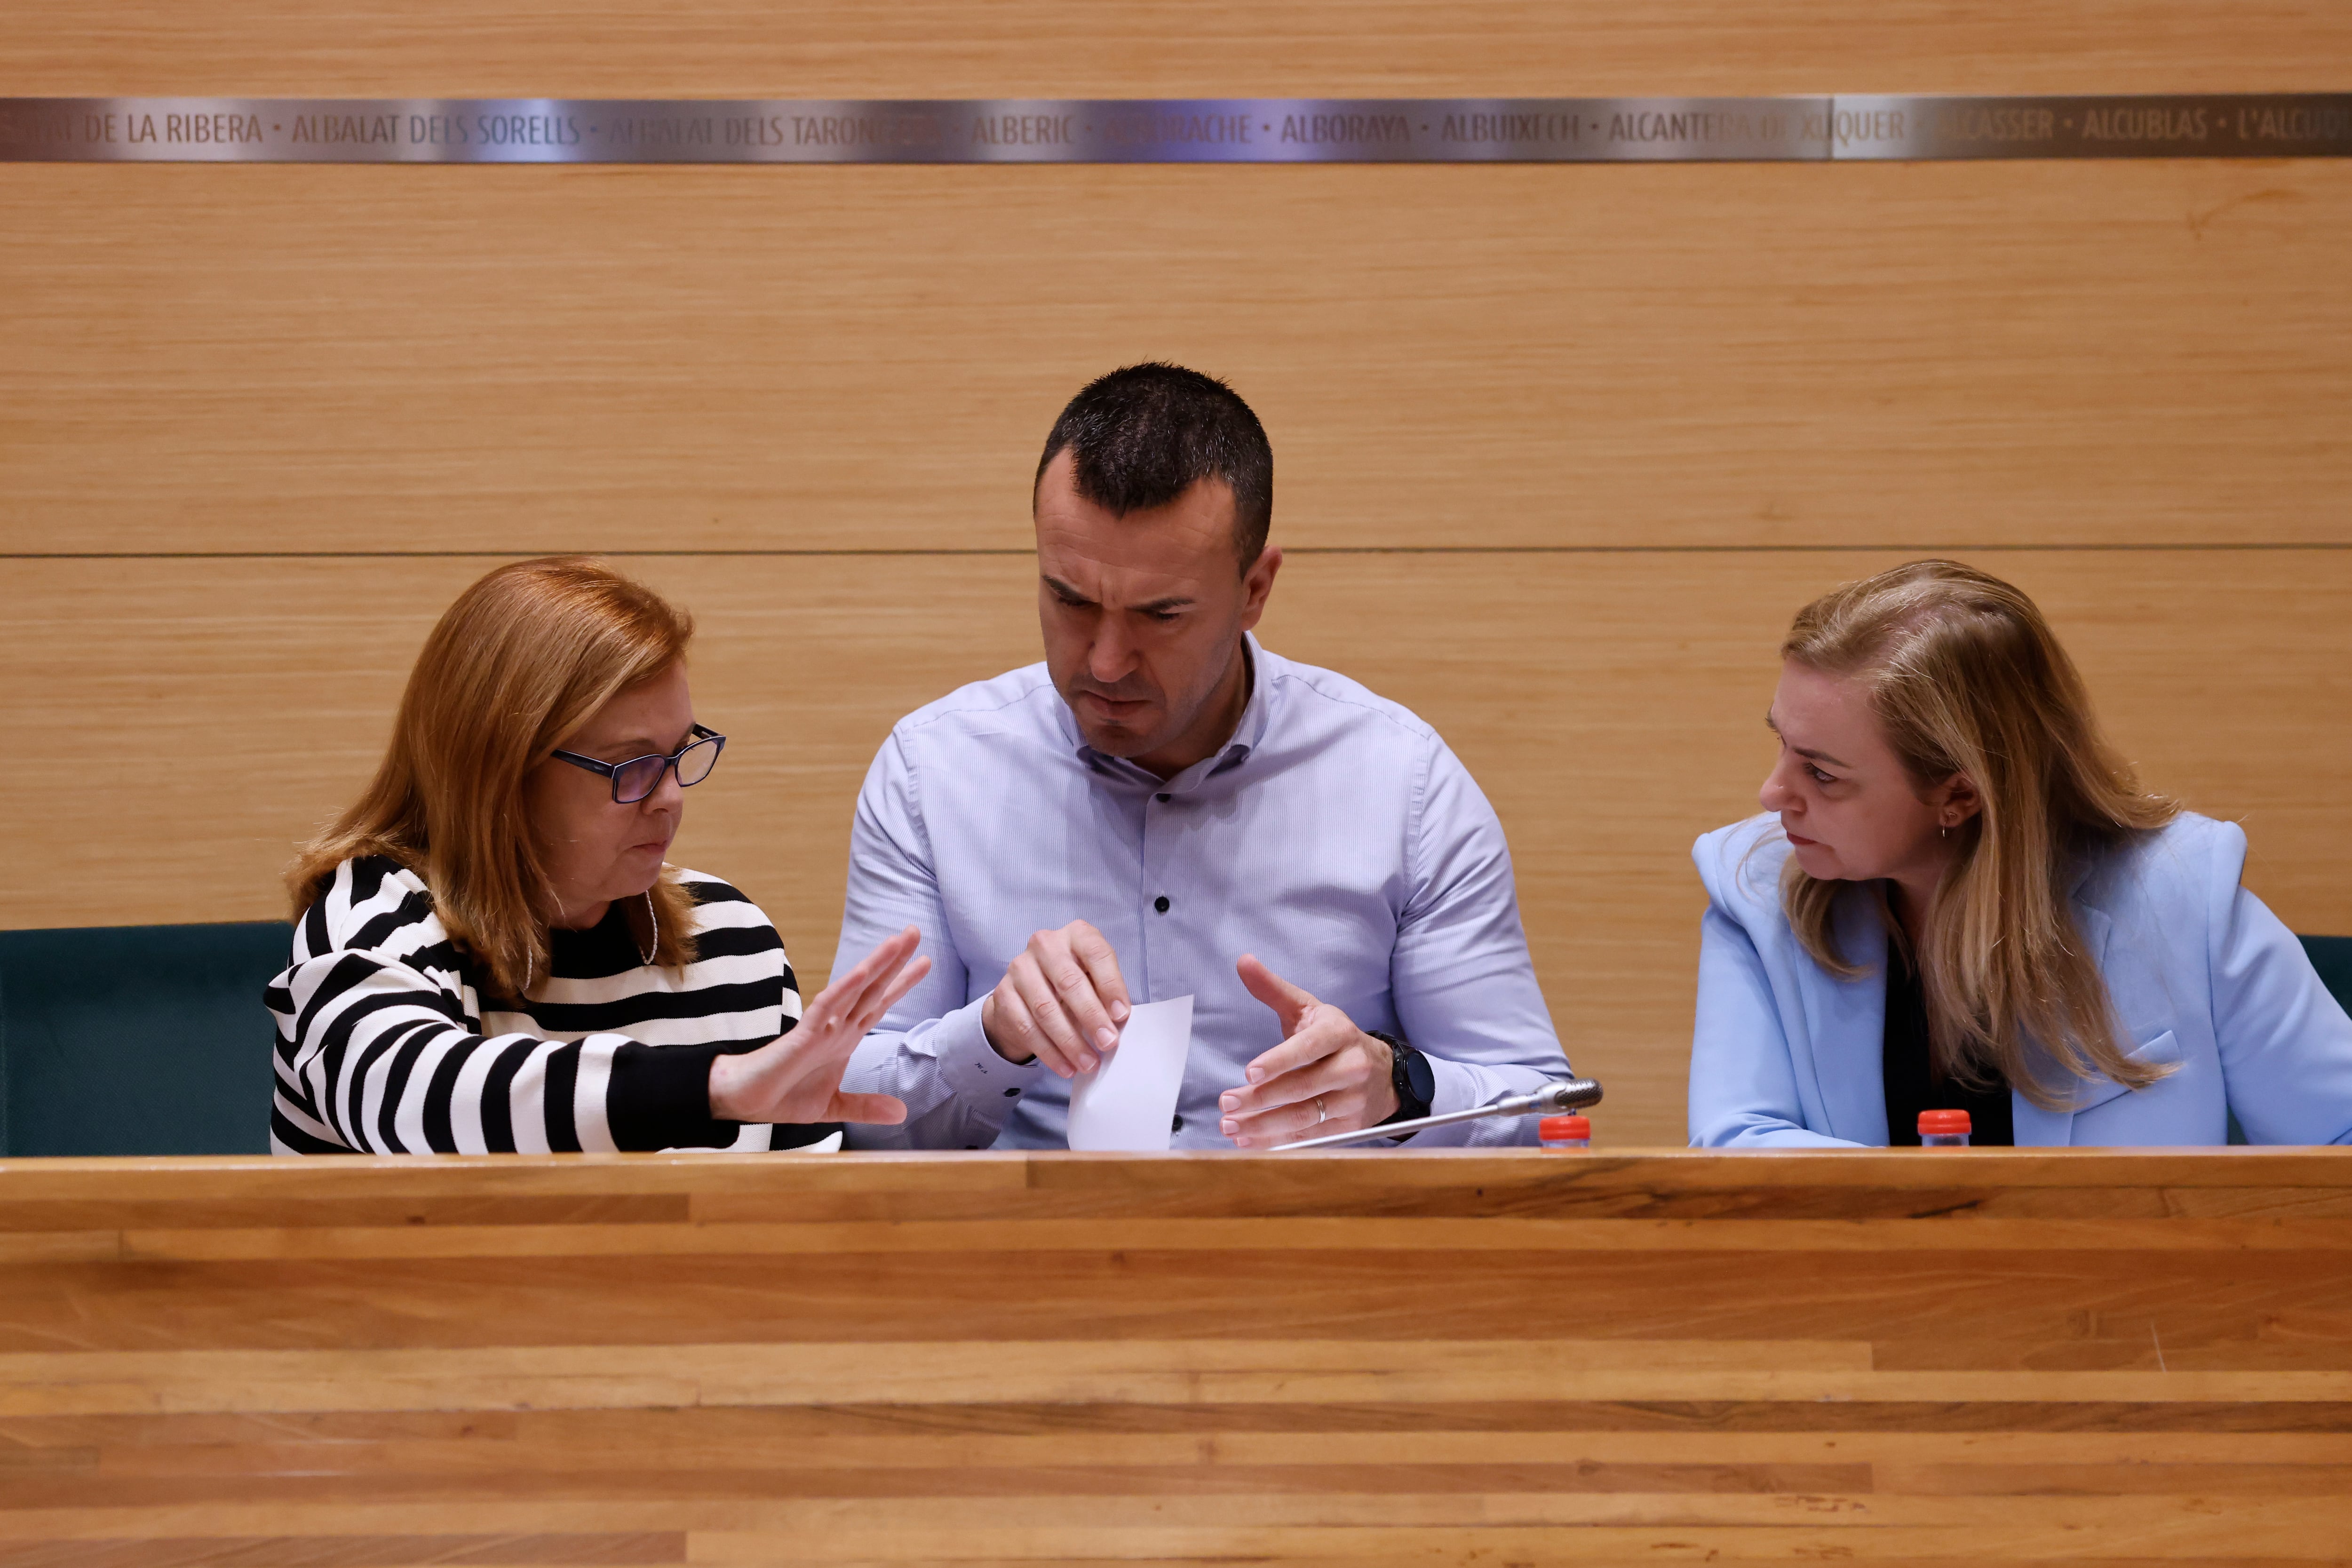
left=1, top=95, right=2344, bottom=165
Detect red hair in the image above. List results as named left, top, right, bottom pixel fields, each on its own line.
left=289, top=557, right=699, bottom=996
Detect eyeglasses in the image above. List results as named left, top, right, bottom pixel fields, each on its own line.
left=551, top=724, right=727, bottom=804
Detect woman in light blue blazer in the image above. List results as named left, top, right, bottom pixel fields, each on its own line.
left=1690, top=559, right=2352, bottom=1148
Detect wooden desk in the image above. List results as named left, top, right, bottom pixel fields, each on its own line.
left=2, top=1149, right=2347, bottom=1564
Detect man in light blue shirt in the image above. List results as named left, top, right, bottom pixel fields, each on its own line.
left=837, top=363, right=1565, bottom=1150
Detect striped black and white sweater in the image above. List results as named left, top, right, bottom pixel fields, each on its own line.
left=269, top=856, right=838, bottom=1155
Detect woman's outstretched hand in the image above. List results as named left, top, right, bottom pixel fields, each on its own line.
left=707, top=926, right=930, bottom=1126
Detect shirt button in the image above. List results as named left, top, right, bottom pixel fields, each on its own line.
left=1171, top=1114, right=1185, bottom=1132
left=1154, top=895, right=1170, bottom=914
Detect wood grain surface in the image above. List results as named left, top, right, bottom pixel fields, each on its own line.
left=4, top=159, right=2348, bottom=555
left=0, top=1148, right=2347, bottom=1563
left=8, top=548, right=2347, bottom=1145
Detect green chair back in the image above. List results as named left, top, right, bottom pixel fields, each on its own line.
left=2301, top=935, right=2352, bottom=1021
left=0, top=923, right=290, bottom=1156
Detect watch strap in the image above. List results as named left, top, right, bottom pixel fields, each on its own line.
left=1369, top=1030, right=1432, bottom=1124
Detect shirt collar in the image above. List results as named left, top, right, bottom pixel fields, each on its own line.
left=1063, top=632, right=1272, bottom=791
left=1226, top=632, right=1273, bottom=759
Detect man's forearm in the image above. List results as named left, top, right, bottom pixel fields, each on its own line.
left=842, top=998, right=1042, bottom=1150
left=1406, top=1052, right=1564, bottom=1147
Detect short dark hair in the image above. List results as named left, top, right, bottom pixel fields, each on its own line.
left=1034, top=363, right=1273, bottom=571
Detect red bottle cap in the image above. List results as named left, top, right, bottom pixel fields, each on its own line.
left=1918, top=1109, right=1972, bottom=1135
left=1539, top=1115, right=1590, bottom=1141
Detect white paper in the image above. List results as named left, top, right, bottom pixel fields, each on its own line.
left=1065, top=994, right=1194, bottom=1152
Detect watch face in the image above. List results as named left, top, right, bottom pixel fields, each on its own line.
left=1404, top=1050, right=1436, bottom=1102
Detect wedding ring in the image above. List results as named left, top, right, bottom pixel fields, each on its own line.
left=1314, top=1095, right=1328, bottom=1124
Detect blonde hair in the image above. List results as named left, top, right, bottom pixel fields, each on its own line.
left=290, top=557, right=699, bottom=997
left=1777, top=559, right=2177, bottom=1107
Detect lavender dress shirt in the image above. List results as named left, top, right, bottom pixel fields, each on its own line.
left=836, top=634, right=1567, bottom=1150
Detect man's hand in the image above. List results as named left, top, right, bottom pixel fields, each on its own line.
left=1219, top=954, right=1400, bottom=1148
left=708, top=926, right=929, bottom=1125
left=981, top=920, right=1132, bottom=1078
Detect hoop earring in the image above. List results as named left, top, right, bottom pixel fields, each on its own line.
left=639, top=889, right=659, bottom=967
left=1940, top=824, right=1950, bottom=840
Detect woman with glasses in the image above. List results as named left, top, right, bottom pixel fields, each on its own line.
left=269, top=556, right=928, bottom=1155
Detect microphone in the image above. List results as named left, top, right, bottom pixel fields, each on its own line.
left=1271, top=1077, right=1604, bottom=1151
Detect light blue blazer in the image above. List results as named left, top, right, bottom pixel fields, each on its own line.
left=1689, top=812, right=2352, bottom=1147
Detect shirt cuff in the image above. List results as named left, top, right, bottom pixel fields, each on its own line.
left=607, top=1040, right=743, bottom=1151
left=933, top=995, right=1046, bottom=1101
left=1425, top=1052, right=1478, bottom=1120
left=1416, top=1053, right=1544, bottom=1147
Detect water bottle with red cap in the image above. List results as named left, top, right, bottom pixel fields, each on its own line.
left=1918, top=1109, right=1972, bottom=1147
left=1538, top=1114, right=1590, bottom=1149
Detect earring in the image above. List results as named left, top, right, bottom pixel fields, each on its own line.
left=1939, top=824, right=1951, bottom=840
left=638, top=889, right=659, bottom=967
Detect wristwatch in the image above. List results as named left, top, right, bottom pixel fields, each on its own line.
left=1369, top=1030, right=1433, bottom=1125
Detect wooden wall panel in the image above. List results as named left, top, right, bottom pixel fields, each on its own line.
left=8, top=1, right=2349, bottom=96
left=5, top=159, right=2348, bottom=555
left=9, top=549, right=2346, bottom=1146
